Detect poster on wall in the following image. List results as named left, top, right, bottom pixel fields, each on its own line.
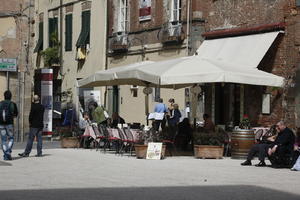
left=262, top=93, right=271, bottom=114
left=139, top=0, right=151, bottom=21
left=83, top=90, right=101, bottom=111
left=41, top=69, right=53, bottom=135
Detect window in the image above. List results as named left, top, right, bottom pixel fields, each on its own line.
left=76, top=10, right=91, bottom=48
left=48, top=17, right=58, bottom=47
left=34, top=22, right=43, bottom=53
left=170, top=0, right=181, bottom=23
left=65, top=14, right=73, bottom=51
left=154, top=87, right=160, bottom=102
left=118, top=0, right=128, bottom=32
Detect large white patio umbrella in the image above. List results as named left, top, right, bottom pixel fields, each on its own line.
left=78, top=61, right=155, bottom=88
left=79, top=31, right=285, bottom=89
left=115, top=56, right=284, bottom=88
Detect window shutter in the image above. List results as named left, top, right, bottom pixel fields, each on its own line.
left=34, top=22, right=43, bottom=53
left=65, top=14, right=73, bottom=51
left=48, top=18, right=54, bottom=47
left=76, top=10, right=90, bottom=48
left=48, top=17, right=58, bottom=47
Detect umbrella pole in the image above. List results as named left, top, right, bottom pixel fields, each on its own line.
left=145, top=93, right=149, bottom=126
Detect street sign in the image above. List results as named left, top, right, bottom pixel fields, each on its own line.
left=0, top=58, right=17, bottom=72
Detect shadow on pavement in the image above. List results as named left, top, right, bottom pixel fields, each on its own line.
left=11, top=154, right=52, bottom=161
left=12, top=141, right=61, bottom=150
left=0, top=185, right=299, bottom=200
left=0, top=161, right=12, bottom=166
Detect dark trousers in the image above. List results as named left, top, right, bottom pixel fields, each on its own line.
left=167, top=124, right=178, bottom=141
left=247, top=143, right=271, bottom=162
left=154, top=119, right=166, bottom=132
left=25, top=127, right=43, bottom=155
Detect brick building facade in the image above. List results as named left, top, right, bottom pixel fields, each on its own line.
left=201, top=0, right=300, bottom=128
left=107, top=0, right=300, bottom=128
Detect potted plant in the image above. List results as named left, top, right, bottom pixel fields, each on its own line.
left=239, top=114, right=251, bottom=130
left=41, top=32, right=60, bottom=66
left=134, top=126, right=166, bottom=159
left=60, top=126, right=80, bottom=148
left=41, top=32, right=60, bottom=78
left=193, top=128, right=225, bottom=159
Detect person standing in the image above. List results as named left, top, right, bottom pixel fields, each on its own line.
left=167, top=103, right=181, bottom=140
left=19, top=95, right=45, bottom=157
left=153, top=98, right=168, bottom=132
left=0, top=90, right=18, bottom=160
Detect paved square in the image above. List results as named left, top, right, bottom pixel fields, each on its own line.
left=0, top=142, right=299, bottom=200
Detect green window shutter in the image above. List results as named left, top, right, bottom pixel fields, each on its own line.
left=49, top=17, right=58, bottom=47
left=76, top=10, right=91, bottom=48
left=48, top=18, right=54, bottom=47
left=65, top=14, right=73, bottom=51
left=34, top=22, right=43, bottom=53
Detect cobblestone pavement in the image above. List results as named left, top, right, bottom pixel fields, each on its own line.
left=0, top=143, right=299, bottom=200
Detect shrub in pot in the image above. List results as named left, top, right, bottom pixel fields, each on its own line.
left=60, top=126, right=80, bottom=148
left=193, top=129, right=225, bottom=159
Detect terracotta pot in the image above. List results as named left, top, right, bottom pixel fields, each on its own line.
left=61, top=137, right=79, bottom=148
left=134, top=144, right=166, bottom=159
left=194, top=145, right=224, bottom=159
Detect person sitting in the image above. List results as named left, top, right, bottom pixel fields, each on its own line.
left=241, top=121, right=295, bottom=167
left=79, top=111, right=92, bottom=148
left=91, top=102, right=108, bottom=126
left=110, top=112, right=125, bottom=128
left=203, top=114, right=215, bottom=133
left=79, top=111, right=91, bottom=130
left=267, top=121, right=295, bottom=168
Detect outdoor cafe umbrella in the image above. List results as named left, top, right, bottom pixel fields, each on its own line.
left=114, top=56, right=285, bottom=88
left=77, top=61, right=155, bottom=88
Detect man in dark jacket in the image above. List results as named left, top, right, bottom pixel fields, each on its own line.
left=241, top=121, right=295, bottom=167
left=0, top=90, right=18, bottom=160
left=19, top=95, right=45, bottom=157
left=268, top=121, right=295, bottom=167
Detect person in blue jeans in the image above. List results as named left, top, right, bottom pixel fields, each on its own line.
left=19, top=95, right=45, bottom=157
left=0, top=90, right=18, bottom=161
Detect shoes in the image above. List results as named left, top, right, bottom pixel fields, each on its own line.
left=18, top=153, right=29, bottom=157
left=291, top=168, right=298, bottom=171
left=3, top=155, right=12, bottom=161
left=241, top=160, right=252, bottom=166
left=35, top=154, right=43, bottom=157
left=255, top=161, right=267, bottom=167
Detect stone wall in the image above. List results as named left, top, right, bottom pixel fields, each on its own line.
left=0, top=0, right=34, bottom=140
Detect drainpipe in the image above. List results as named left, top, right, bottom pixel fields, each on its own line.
left=59, top=0, right=63, bottom=74
left=186, top=0, right=190, bottom=56
left=104, top=0, right=109, bottom=108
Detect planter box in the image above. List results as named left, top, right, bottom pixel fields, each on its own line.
left=134, top=144, right=166, bottom=159
left=61, top=137, right=79, bottom=148
left=194, top=145, right=223, bottom=159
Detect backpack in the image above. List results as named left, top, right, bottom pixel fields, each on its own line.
left=0, top=101, right=13, bottom=124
